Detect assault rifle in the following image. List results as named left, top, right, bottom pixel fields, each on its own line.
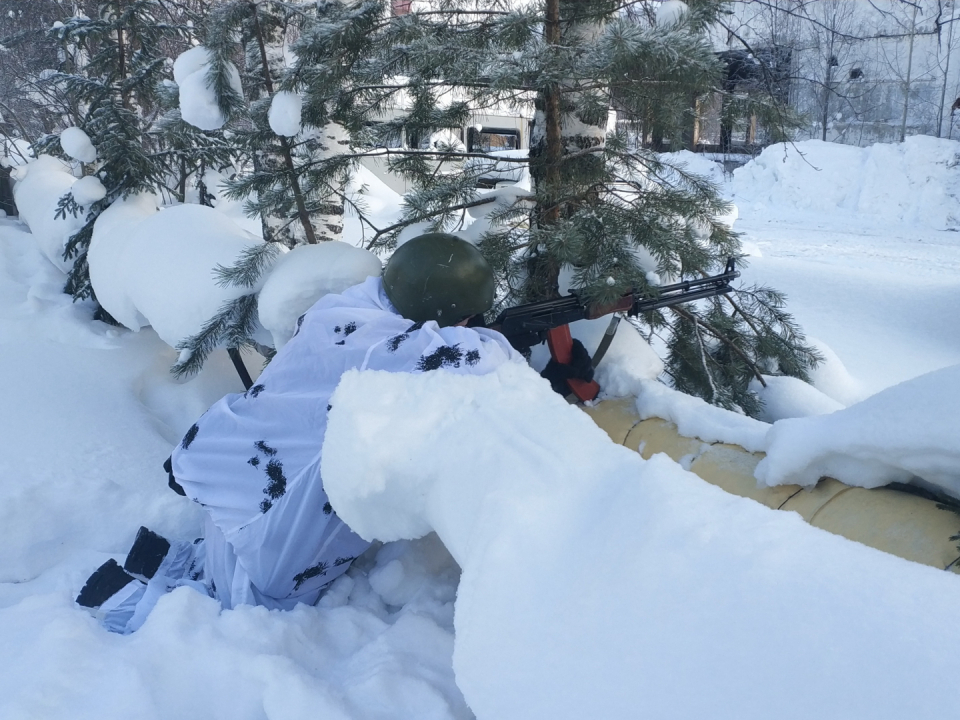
left=486, top=258, right=740, bottom=402
left=226, top=259, right=740, bottom=403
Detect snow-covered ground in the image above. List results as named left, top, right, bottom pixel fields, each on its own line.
left=2, top=139, right=960, bottom=719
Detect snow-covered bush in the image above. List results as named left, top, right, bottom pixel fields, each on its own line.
left=11, top=155, right=81, bottom=273
left=258, top=242, right=382, bottom=350
left=282, top=0, right=819, bottom=418
left=88, top=201, right=268, bottom=350
left=39, top=2, right=198, bottom=305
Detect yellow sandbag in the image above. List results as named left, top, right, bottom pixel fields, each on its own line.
left=583, top=397, right=960, bottom=573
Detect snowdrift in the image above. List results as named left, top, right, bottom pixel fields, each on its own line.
left=757, top=364, right=960, bottom=495
left=732, top=136, right=960, bottom=230
left=323, top=363, right=960, bottom=720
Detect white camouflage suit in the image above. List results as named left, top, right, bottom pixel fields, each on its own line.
left=109, top=276, right=522, bottom=628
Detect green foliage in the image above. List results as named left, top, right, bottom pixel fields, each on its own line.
left=662, top=285, right=822, bottom=416
left=278, top=0, right=819, bottom=417
left=172, top=292, right=259, bottom=378
left=195, top=0, right=353, bottom=247
left=173, top=240, right=281, bottom=377
left=32, top=0, right=818, bottom=412
left=213, top=242, right=281, bottom=288
left=40, top=0, right=198, bottom=302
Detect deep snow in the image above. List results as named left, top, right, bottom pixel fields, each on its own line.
left=1, top=138, right=960, bottom=718
left=324, top=364, right=960, bottom=720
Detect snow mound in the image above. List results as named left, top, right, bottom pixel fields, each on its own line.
left=88, top=201, right=268, bottom=347
left=757, top=364, right=960, bottom=496
left=635, top=378, right=770, bottom=452
left=661, top=149, right=727, bottom=188
left=808, top=338, right=865, bottom=407
left=174, top=46, right=243, bottom=131
left=70, top=175, right=106, bottom=206
left=269, top=91, right=303, bottom=137
left=750, top=374, right=843, bottom=423
left=733, top=137, right=960, bottom=230
left=323, top=362, right=960, bottom=720
left=656, top=150, right=739, bottom=231
left=342, top=164, right=405, bottom=248
left=182, top=168, right=263, bottom=238
left=59, top=127, right=96, bottom=164
left=11, top=155, right=82, bottom=273
left=258, top=242, right=382, bottom=349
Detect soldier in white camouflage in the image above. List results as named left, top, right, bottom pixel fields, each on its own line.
left=76, top=234, right=525, bottom=633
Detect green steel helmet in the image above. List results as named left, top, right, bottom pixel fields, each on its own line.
left=383, top=233, right=495, bottom=327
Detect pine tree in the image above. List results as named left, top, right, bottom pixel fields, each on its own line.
left=170, top=0, right=359, bottom=376
left=37, top=0, right=197, bottom=307
left=196, top=0, right=350, bottom=247
left=283, top=0, right=819, bottom=416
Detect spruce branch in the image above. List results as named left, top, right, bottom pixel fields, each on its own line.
left=214, top=243, right=282, bottom=289
left=172, top=293, right=260, bottom=378
left=669, top=304, right=767, bottom=387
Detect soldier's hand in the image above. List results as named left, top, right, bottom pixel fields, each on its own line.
left=540, top=339, right=594, bottom=395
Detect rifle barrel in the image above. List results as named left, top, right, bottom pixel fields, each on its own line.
left=491, top=259, right=740, bottom=352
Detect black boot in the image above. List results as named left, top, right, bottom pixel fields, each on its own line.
left=76, top=559, right=136, bottom=608
left=123, top=526, right=171, bottom=580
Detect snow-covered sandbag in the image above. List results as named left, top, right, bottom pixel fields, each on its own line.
left=11, top=155, right=82, bottom=273
left=634, top=378, right=770, bottom=452
left=88, top=201, right=268, bottom=347
left=756, top=364, right=960, bottom=496
left=174, top=46, right=243, bottom=132
left=323, top=362, right=960, bottom=720
left=258, top=241, right=382, bottom=349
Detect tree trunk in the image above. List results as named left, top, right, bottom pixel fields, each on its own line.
left=820, top=41, right=832, bottom=142
left=527, top=0, right=608, bottom=301
left=899, top=3, right=919, bottom=143
left=304, top=122, right=349, bottom=243
left=250, top=2, right=317, bottom=245
left=936, top=1, right=956, bottom=138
